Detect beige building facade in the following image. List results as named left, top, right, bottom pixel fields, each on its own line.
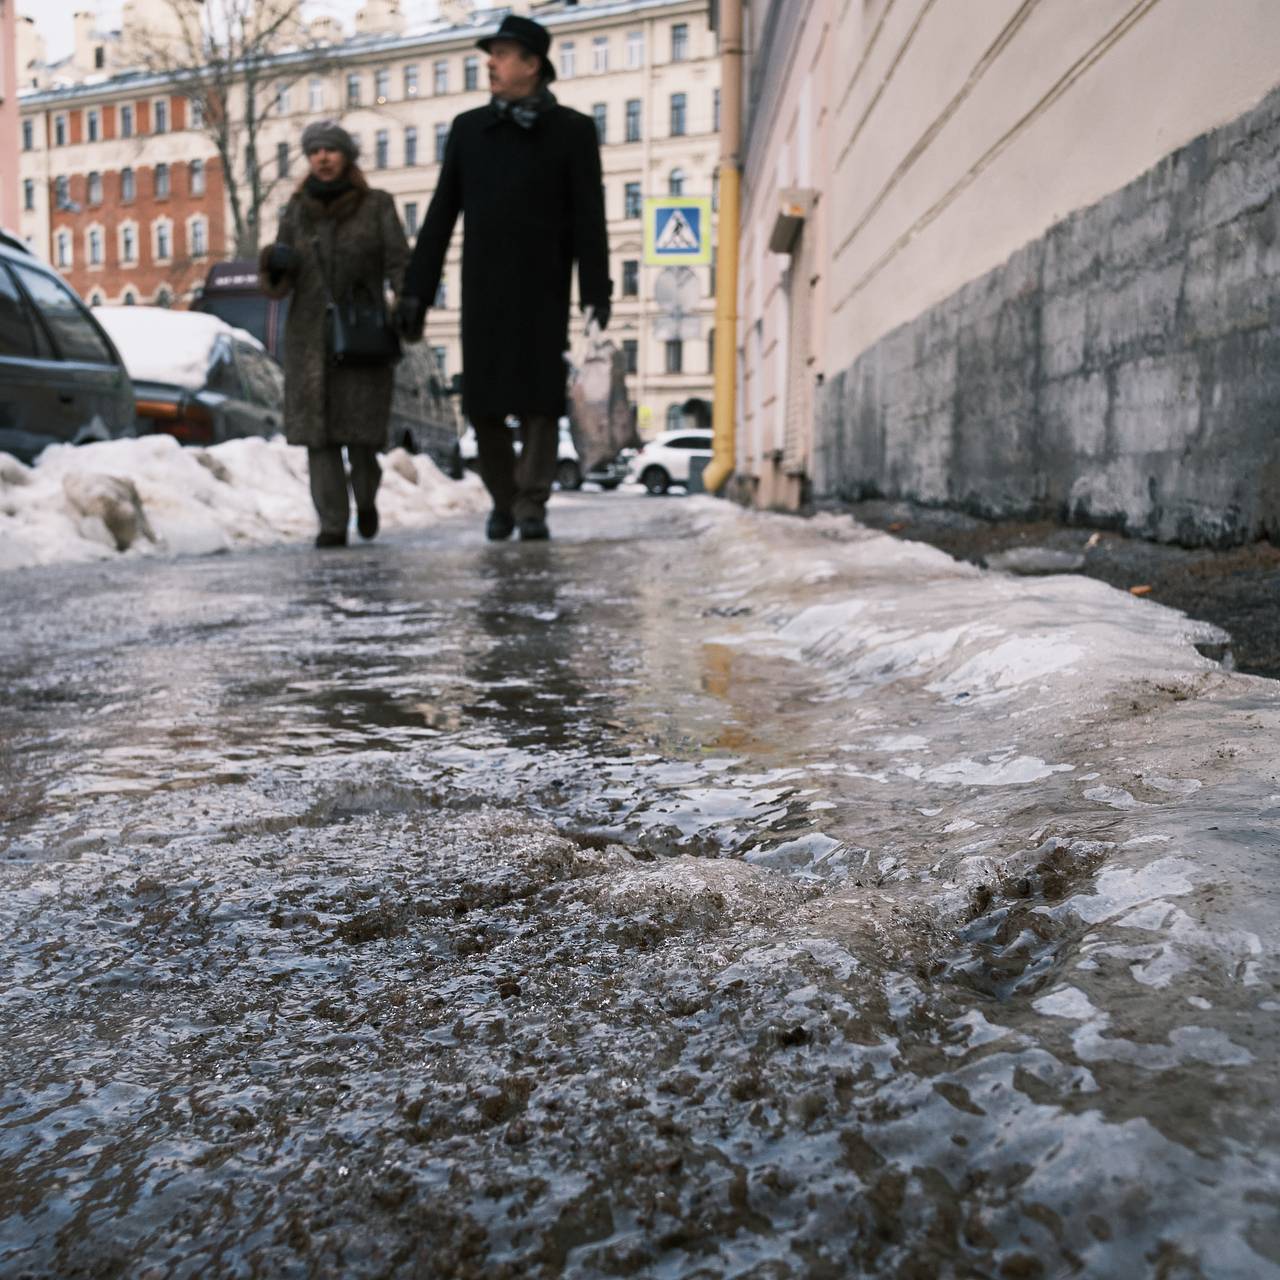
left=0, top=0, right=18, bottom=230
left=733, top=0, right=1280, bottom=540
left=19, top=0, right=721, bottom=440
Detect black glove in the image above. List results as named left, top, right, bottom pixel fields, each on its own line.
left=265, top=244, right=299, bottom=281
left=584, top=300, right=611, bottom=331
left=396, top=295, right=427, bottom=342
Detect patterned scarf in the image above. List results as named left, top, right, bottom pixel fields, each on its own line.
left=491, top=86, right=557, bottom=130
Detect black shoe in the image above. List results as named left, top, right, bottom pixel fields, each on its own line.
left=315, top=529, right=347, bottom=548
left=486, top=509, right=515, bottom=541
left=518, top=516, right=550, bottom=541
left=357, top=506, right=379, bottom=540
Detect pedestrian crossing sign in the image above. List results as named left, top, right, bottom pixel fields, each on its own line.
left=644, top=197, right=713, bottom=266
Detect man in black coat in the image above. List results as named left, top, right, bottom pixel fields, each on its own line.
left=400, top=15, right=612, bottom=542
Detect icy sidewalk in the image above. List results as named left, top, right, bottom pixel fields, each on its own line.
left=0, top=435, right=488, bottom=570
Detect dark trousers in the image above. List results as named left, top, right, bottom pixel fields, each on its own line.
left=471, top=414, right=558, bottom=522
left=308, top=445, right=381, bottom=536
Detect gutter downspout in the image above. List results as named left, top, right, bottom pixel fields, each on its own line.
left=702, top=0, right=741, bottom=495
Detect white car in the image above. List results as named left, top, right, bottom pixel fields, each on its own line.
left=625, top=428, right=714, bottom=494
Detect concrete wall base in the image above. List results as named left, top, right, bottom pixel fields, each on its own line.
left=814, top=84, right=1280, bottom=548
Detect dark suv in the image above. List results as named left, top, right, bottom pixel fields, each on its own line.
left=0, top=233, right=135, bottom=464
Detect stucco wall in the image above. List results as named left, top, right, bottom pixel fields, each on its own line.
left=814, top=82, right=1280, bottom=546
left=824, top=0, right=1280, bottom=376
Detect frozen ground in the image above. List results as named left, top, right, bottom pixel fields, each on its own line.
left=0, top=436, right=488, bottom=570
left=0, top=493, right=1276, bottom=1278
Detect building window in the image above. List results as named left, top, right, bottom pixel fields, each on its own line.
left=87, top=109, right=100, bottom=142
left=669, top=168, right=685, bottom=196
left=346, top=73, right=361, bottom=107
left=155, top=163, right=170, bottom=198
left=156, top=286, right=174, bottom=308
left=622, top=259, right=639, bottom=296
left=434, top=123, right=448, bottom=164
left=404, top=64, right=419, bottom=98
left=309, top=78, right=325, bottom=112
left=191, top=218, right=208, bottom=257
left=154, top=99, right=169, bottom=133
left=120, top=105, right=134, bottom=138
left=627, top=31, right=644, bottom=68
left=274, top=83, right=290, bottom=115
left=623, top=339, right=638, bottom=374
left=464, top=56, right=479, bottom=91
left=88, top=171, right=103, bottom=205
left=433, top=60, right=448, bottom=95
left=624, top=182, right=642, bottom=220
left=375, top=67, right=390, bottom=102
left=434, top=279, right=447, bottom=308
left=88, top=228, right=103, bottom=266
left=432, top=345, right=448, bottom=377
left=56, top=230, right=72, bottom=268
left=375, top=129, right=389, bottom=169
left=666, top=403, right=683, bottom=431
left=89, top=290, right=104, bottom=306
left=625, top=99, right=641, bottom=143
left=670, top=93, right=687, bottom=136
left=155, top=221, right=172, bottom=261
left=665, top=339, right=683, bottom=373
left=121, top=224, right=137, bottom=263
left=404, top=201, right=419, bottom=236
left=189, top=96, right=205, bottom=129
left=592, top=103, right=607, bottom=144
left=21, top=120, right=33, bottom=151
left=122, top=289, right=137, bottom=306
left=560, top=42, right=575, bottom=78
left=404, top=126, right=418, bottom=166
left=278, top=141, right=290, bottom=178
left=94, top=46, right=105, bottom=70
left=121, top=167, right=136, bottom=201
left=592, top=36, right=609, bottom=74
left=54, top=114, right=67, bottom=147
left=189, top=159, right=204, bottom=196
left=671, top=23, right=689, bottom=62
left=54, top=175, right=70, bottom=208
left=22, top=179, right=34, bottom=212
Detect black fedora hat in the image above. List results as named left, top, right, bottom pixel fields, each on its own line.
left=476, top=15, right=557, bottom=82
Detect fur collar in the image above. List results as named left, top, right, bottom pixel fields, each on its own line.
left=296, top=166, right=369, bottom=222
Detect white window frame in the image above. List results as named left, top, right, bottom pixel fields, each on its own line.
left=309, top=78, right=325, bottom=112
left=189, top=159, right=205, bottom=197
left=85, top=224, right=105, bottom=268
left=153, top=98, right=169, bottom=134
left=433, top=60, right=448, bottom=95
left=403, top=65, right=419, bottom=99
left=121, top=287, right=138, bottom=306
left=120, top=166, right=136, bottom=202
left=55, top=229, right=72, bottom=268
left=627, top=31, right=643, bottom=69
left=54, top=113, right=67, bottom=146
left=153, top=217, right=174, bottom=263
left=87, top=109, right=100, bottom=142
left=375, top=67, right=390, bottom=102
left=560, top=42, right=575, bottom=78
left=592, top=37, right=609, bottom=74
left=188, top=96, right=205, bottom=129
left=87, top=171, right=103, bottom=205
left=188, top=215, right=209, bottom=259
left=118, top=221, right=139, bottom=265
left=120, top=104, right=134, bottom=138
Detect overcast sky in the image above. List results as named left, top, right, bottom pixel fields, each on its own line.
left=22, top=0, right=441, bottom=62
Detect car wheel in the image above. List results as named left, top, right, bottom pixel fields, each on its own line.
left=556, top=459, right=583, bottom=491
left=642, top=466, right=670, bottom=496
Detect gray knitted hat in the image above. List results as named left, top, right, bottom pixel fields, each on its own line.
left=301, top=120, right=359, bottom=161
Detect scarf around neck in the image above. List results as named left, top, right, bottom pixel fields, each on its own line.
left=304, top=173, right=354, bottom=203
left=490, top=86, right=557, bottom=130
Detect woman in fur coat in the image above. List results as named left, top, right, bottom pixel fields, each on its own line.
left=259, top=120, right=410, bottom=547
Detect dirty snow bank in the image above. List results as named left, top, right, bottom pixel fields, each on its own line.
left=0, top=436, right=487, bottom=570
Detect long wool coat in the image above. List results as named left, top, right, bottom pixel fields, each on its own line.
left=403, top=100, right=611, bottom=421
left=259, top=172, right=409, bottom=449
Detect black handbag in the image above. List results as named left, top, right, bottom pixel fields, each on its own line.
left=314, top=236, right=402, bottom=369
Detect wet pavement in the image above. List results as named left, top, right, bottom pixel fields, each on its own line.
left=1, top=491, right=1278, bottom=1278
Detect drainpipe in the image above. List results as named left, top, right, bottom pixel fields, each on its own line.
left=702, top=0, right=742, bottom=495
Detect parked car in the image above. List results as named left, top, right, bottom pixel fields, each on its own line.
left=94, top=306, right=284, bottom=445
left=191, top=260, right=461, bottom=469
left=452, top=417, right=629, bottom=490
left=625, top=428, right=714, bottom=494
left=0, top=231, right=136, bottom=464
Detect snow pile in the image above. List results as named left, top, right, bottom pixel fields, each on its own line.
left=0, top=436, right=487, bottom=571
left=94, top=305, right=260, bottom=388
